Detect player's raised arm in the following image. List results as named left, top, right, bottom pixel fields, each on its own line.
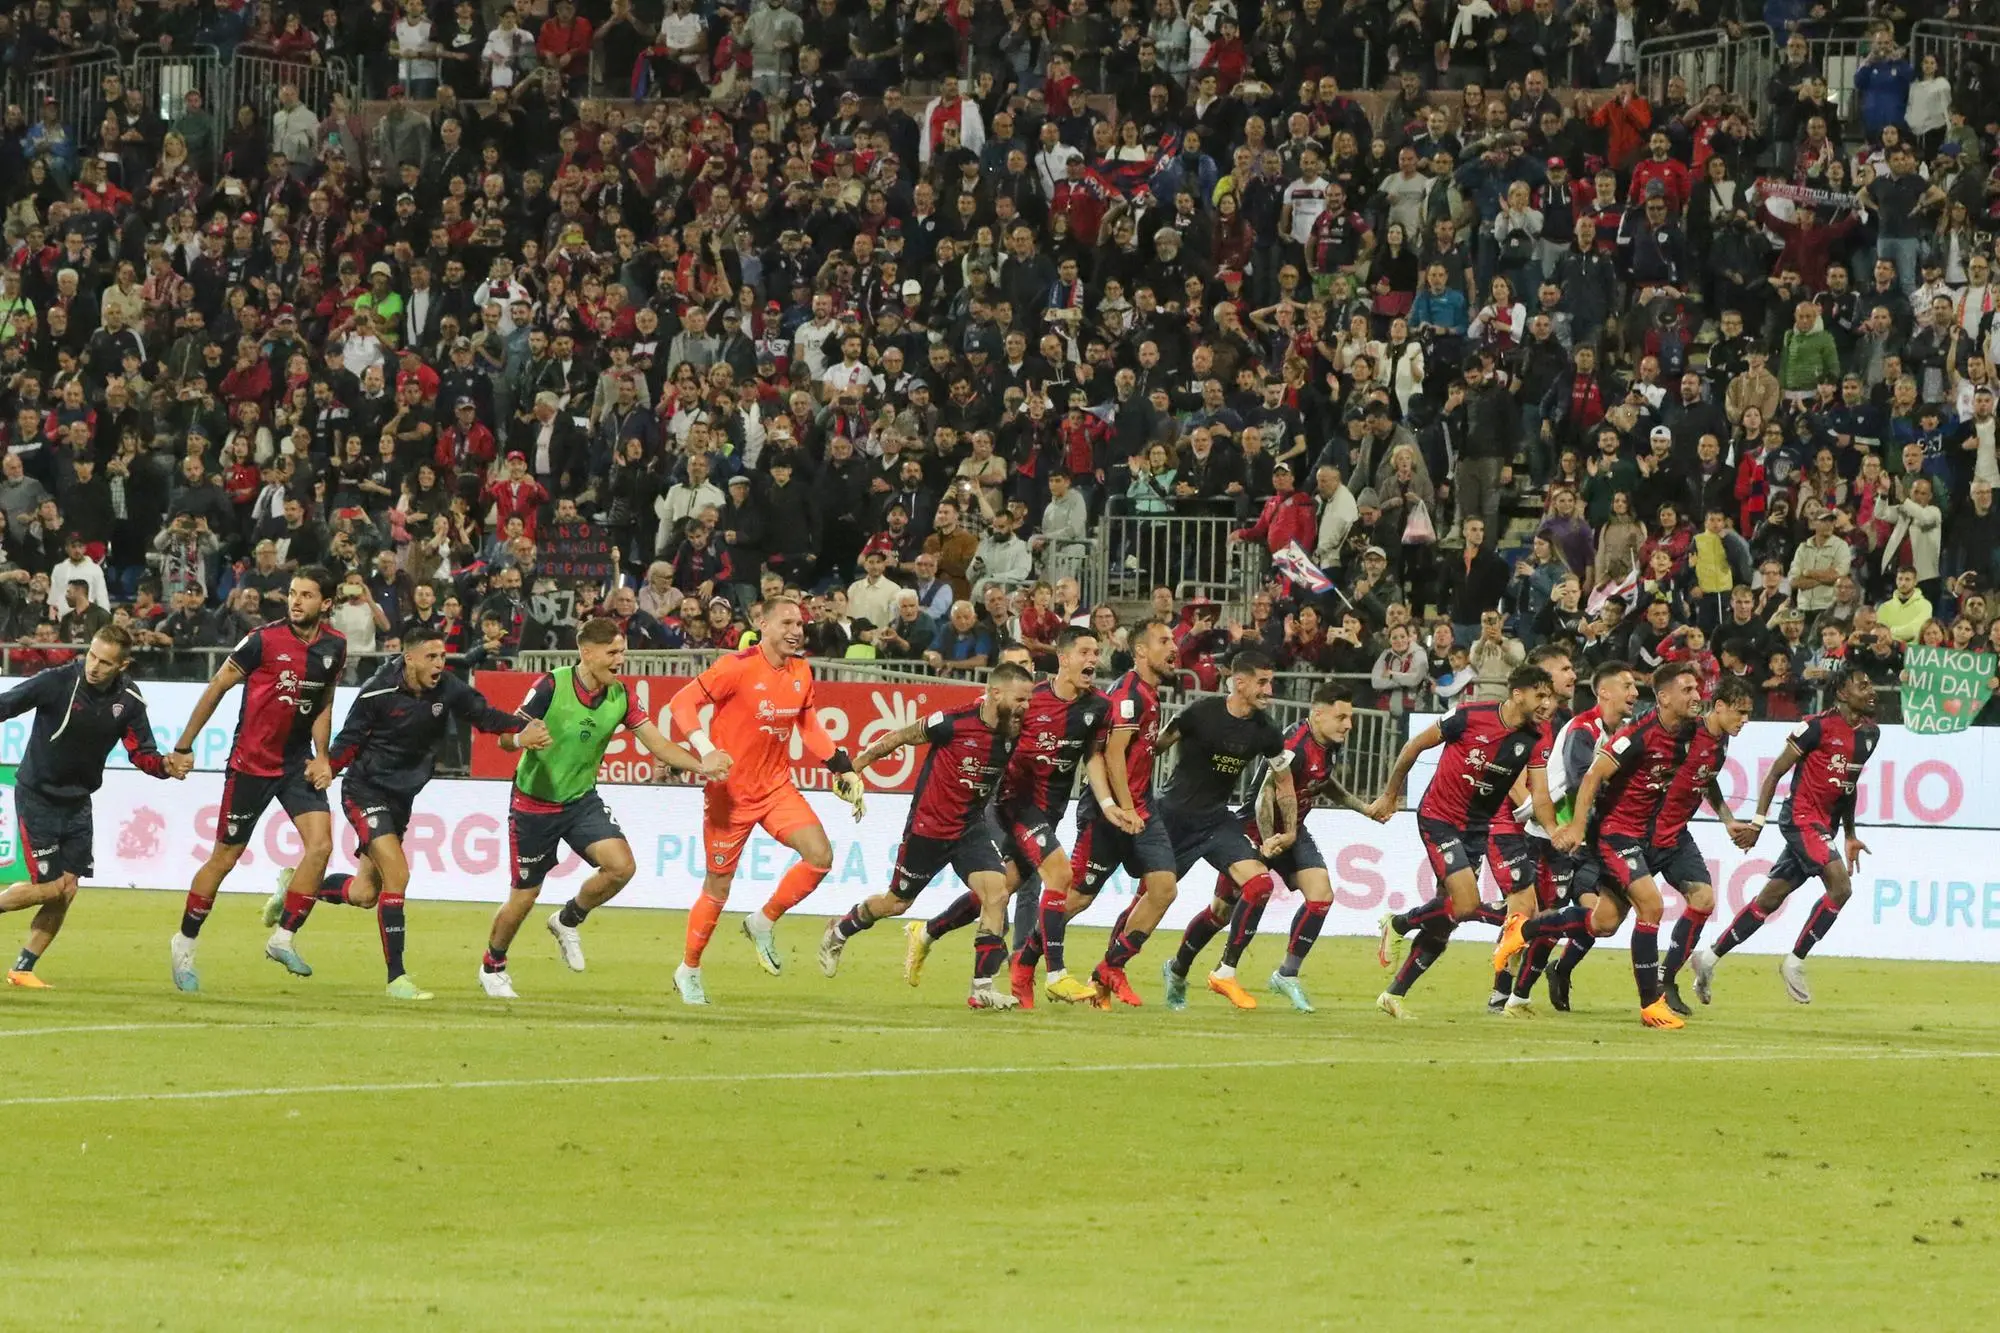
left=668, top=659, right=738, bottom=764
left=851, top=716, right=936, bottom=771
left=1364, top=722, right=1442, bottom=822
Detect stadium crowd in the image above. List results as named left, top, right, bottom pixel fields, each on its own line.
left=1, top=0, right=1999, bottom=724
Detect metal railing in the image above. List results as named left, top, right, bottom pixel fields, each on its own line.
left=1913, top=19, right=2000, bottom=89
left=229, top=48, right=354, bottom=122
left=1087, top=513, right=1267, bottom=620
left=1635, top=26, right=1772, bottom=119
left=131, top=44, right=228, bottom=174
left=7, top=46, right=125, bottom=162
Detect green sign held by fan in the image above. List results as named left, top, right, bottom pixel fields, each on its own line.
left=1899, top=647, right=1996, bottom=734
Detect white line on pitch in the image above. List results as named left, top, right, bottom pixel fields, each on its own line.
left=2, top=1047, right=1996, bottom=1109
left=0, top=1022, right=212, bottom=1040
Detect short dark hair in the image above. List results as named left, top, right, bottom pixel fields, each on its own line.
left=1311, top=681, right=1352, bottom=707
left=577, top=616, right=624, bottom=647
left=293, top=565, right=336, bottom=600
left=1592, top=659, right=1634, bottom=689
left=1653, top=661, right=1700, bottom=692
left=988, top=660, right=1034, bottom=688
left=1528, top=642, right=1571, bottom=669
left=1230, top=647, right=1274, bottom=675
left=1054, top=625, right=1097, bottom=653
left=402, top=624, right=446, bottom=651
left=1507, top=664, right=1554, bottom=693
left=1130, top=615, right=1170, bottom=641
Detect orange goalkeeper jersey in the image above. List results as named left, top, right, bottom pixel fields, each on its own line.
left=670, top=646, right=835, bottom=800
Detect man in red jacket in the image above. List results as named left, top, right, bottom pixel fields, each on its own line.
left=1628, top=131, right=1690, bottom=216
left=437, top=398, right=497, bottom=478
left=537, top=0, right=595, bottom=94
left=1231, top=461, right=1318, bottom=555
left=1588, top=74, right=1652, bottom=176
left=482, top=451, right=551, bottom=539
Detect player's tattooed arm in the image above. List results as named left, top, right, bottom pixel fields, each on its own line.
left=171, top=658, right=246, bottom=755
left=1362, top=723, right=1440, bottom=823
left=633, top=719, right=731, bottom=778
left=1319, top=772, right=1370, bottom=816
left=1262, top=763, right=1299, bottom=857
left=851, top=719, right=932, bottom=772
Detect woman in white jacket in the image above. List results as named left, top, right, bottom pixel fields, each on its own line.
left=1905, top=52, right=1953, bottom=158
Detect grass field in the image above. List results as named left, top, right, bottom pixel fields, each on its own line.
left=7, top=889, right=2000, bottom=1330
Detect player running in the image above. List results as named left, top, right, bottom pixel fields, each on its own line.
left=1158, top=649, right=1296, bottom=1013
left=667, top=596, right=867, bottom=1004
left=1479, top=643, right=1575, bottom=1010
left=1499, top=661, right=1704, bottom=1029
left=0, top=625, right=186, bottom=986
left=1650, top=676, right=1759, bottom=1015
left=974, top=628, right=1116, bottom=1007
left=270, top=626, right=552, bottom=999
left=168, top=567, right=346, bottom=993
left=480, top=617, right=728, bottom=999
left=1693, top=671, right=1880, bottom=1006
left=1203, top=681, right=1369, bottom=1013
left=1499, top=658, right=1636, bottom=1013
left=1364, top=664, right=1555, bottom=1019
left=1055, top=618, right=1180, bottom=1008
left=816, top=664, right=1034, bottom=1009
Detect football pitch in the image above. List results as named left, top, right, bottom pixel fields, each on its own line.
left=7, top=891, right=2000, bottom=1330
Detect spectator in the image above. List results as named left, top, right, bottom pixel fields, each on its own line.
left=925, top=600, right=994, bottom=675
left=1468, top=610, right=1526, bottom=701
left=47, top=533, right=109, bottom=615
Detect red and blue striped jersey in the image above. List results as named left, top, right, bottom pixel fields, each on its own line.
left=1651, top=720, right=1730, bottom=848
left=1595, top=713, right=1693, bottom=839
left=225, top=620, right=347, bottom=778
left=1255, top=720, right=1340, bottom=813
left=1417, top=701, right=1543, bottom=831
left=1079, top=669, right=1163, bottom=821
left=1780, top=709, right=1879, bottom=829
left=906, top=706, right=1016, bottom=840
left=999, top=681, right=1109, bottom=817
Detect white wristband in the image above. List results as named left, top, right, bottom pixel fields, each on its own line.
left=1750, top=813, right=1767, bottom=829
left=688, top=729, right=716, bottom=759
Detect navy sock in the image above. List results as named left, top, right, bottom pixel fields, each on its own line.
left=1104, top=928, right=1149, bottom=968
left=1470, top=902, right=1507, bottom=926
left=972, top=930, right=1006, bottom=980
left=318, top=872, right=354, bottom=904
left=1037, top=891, right=1070, bottom=972
left=1711, top=901, right=1769, bottom=958
left=1280, top=900, right=1329, bottom=977
left=1791, top=895, right=1844, bottom=958
left=1663, top=909, right=1710, bottom=981
left=1220, top=895, right=1269, bottom=969
left=1388, top=925, right=1451, bottom=996
left=12, top=948, right=37, bottom=972
left=925, top=891, right=981, bottom=941
left=377, top=893, right=407, bottom=982
left=1391, top=895, right=1452, bottom=935
left=558, top=898, right=591, bottom=928
left=1631, top=921, right=1662, bottom=1006
left=1550, top=932, right=1595, bottom=978
left=1523, top=901, right=1590, bottom=943
left=1171, top=904, right=1227, bottom=977
left=1512, top=936, right=1556, bottom=997
left=481, top=944, right=508, bottom=973
left=835, top=903, right=877, bottom=939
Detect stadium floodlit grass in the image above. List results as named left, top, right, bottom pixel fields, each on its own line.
left=8, top=891, right=2000, bottom=1329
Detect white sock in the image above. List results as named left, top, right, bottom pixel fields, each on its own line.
left=271, top=928, right=294, bottom=947
left=1046, top=968, right=1066, bottom=983
left=1214, top=963, right=1236, bottom=980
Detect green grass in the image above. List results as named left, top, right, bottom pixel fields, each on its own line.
left=6, top=889, right=2000, bottom=1330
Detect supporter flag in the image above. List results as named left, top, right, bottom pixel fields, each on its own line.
left=1899, top=646, right=1996, bottom=734
left=1271, top=542, right=1333, bottom=595
left=1587, top=566, right=1640, bottom=616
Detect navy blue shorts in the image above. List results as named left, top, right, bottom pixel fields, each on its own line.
left=339, top=777, right=414, bottom=849
left=997, top=802, right=1065, bottom=875
left=1073, top=808, right=1176, bottom=895
left=1645, top=831, right=1710, bottom=889
left=1769, top=821, right=1836, bottom=887
left=508, top=794, right=625, bottom=891
left=13, top=786, right=92, bottom=882
left=1596, top=833, right=1654, bottom=900
left=889, top=817, right=1007, bottom=899
left=1418, top=816, right=1486, bottom=882
left=218, top=769, right=327, bottom=847
left=1534, top=840, right=1602, bottom=905
left=1163, top=805, right=1261, bottom=879
left=1241, top=812, right=1328, bottom=880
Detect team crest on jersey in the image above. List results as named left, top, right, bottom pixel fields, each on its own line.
left=432, top=702, right=444, bottom=716
left=112, top=703, right=124, bottom=718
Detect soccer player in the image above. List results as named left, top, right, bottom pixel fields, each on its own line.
left=1651, top=676, right=1759, bottom=1015
left=481, top=617, right=729, bottom=999
left=962, top=627, right=1114, bottom=1007
left=1158, top=649, right=1296, bottom=1012
left=667, top=596, right=867, bottom=1005
left=1481, top=642, right=1576, bottom=1010
left=816, top=663, right=1035, bottom=1009
left=272, top=626, right=553, bottom=999
left=1364, top=664, right=1555, bottom=1019
left=1501, top=658, right=1637, bottom=1013
left=1206, top=681, right=1371, bottom=1013
left=1500, top=661, right=1705, bottom=1029
left=0, top=625, right=187, bottom=985
left=1070, top=617, right=1181, bottom=1007
left=169, top=567, right=347, bottom=993
left=1693, top=670, right=1880, bottom=1005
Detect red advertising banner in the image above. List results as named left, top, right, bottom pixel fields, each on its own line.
left=467, top=670, right=983, bottom=793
